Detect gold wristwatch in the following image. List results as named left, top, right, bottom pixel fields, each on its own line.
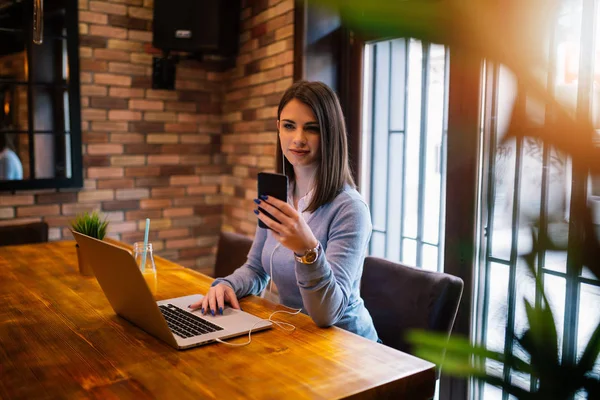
left=294, top=242, right=321, bottom=264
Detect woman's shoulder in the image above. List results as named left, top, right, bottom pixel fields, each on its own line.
left=333, top=185, right=368, bottom=207
left=327, top=185, right=370, bottom=219
left=324, top=185, right=372, bottom=231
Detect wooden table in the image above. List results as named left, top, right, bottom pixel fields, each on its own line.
left=0, top=241, right=436, bottom=399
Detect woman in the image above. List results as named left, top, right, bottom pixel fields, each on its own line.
left=191, top=81, right=378, bottom=341
left=0, top=133, right=23, bottom=180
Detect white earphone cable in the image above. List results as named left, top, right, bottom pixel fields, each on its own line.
left=215, top=236, right=302, bottom=347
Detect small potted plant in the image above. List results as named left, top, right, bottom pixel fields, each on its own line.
left=70, top=211, right=109, bottom=276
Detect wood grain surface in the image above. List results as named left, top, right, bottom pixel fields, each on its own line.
left=0, top=241, right=436, bottom=399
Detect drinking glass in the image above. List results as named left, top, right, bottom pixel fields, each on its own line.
left=133, top=242, right=157, bottom=295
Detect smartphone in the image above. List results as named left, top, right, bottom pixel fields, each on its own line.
left=257, top=172, right=288, bottom=229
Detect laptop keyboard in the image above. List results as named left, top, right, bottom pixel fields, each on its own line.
left=158, top=304, right=224, bottom=339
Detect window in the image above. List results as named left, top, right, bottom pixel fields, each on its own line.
left=361, top=38, right=449, bottom=272
left=0, top=0, right=82, bottom=190
left=476, top=0, right=600, bottom=398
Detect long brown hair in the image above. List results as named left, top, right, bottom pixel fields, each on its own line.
left=277, top=80, right=355, bottom=212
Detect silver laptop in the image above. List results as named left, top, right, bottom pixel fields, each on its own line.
left=73, top=231, right=272, bottom=350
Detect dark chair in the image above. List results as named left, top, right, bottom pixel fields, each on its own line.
left=361, top=256, right=463, bottom=374
left=0, top=222, right=49, bottom=247
left=214, top=231, right=253, bottom=278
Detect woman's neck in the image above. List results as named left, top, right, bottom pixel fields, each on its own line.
left=293, top=164, right=317, bottom=205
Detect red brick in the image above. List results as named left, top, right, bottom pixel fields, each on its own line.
left=147, top=134, right=178, bottom=144
left=80, top=35, right=107, bottom=48
left=78, top=190, right=115, bottom=203
left=169, top=176, right=200, bottom=186
left=135, top=177, right=170, bottom=187
left=130, top=99, right=164, bottom=111
left=164, top=102, right=196, bottom=113
left=109, top=87, right=144, bottom=98
left=109, top=110, right=142, bottom=121
left=109, top=133, right=144, bottom=143
left=91, top=121, right=129, bottom=131
left=82, top=108, right=107, bottom=121
left=158, top=228, right=190, bottom=239
left=17, top=205, right=60, bottom=217
left=97, top=179, right=135, bottom=189
left=124, top=144, right=162, bottom=154
left=81, top=85, right=108, bottom=96
left=127, top=6, right=152, bottom=20
left=107, top=39, right=144, bottom=51
left=95, top=73, right=132, bottom=86
left=144, top=112, right=177, bottom=122
left=147, top=90, right=179, bottom=101
left=160, top=166, right=195, bottom=176
left=110, top=0, right=143, bottom=5
left=0, top=208, right=14, bottom=219
left=140, top=199, right=172, bottom=209
left=132, top=76, right=152, bottom=88
left=35, top=192, right=78, bottom=204
left=90, top=96, right=128, bottom=110
left=164, top=123, right=197, bottom=133
left=89, top=1, right=127, bottom=15
left=116, top=188, right=150, bottom=200
left=111, top=155, right=146, bottom=166
left=79, top=10, right=108, bottom=24
left=124, top=166, right=160, bottom=177
left=108, top=221, right=138, bottom=233
left=130, top=121, right=164, bottom=133
left=151, top=187, right=185, bottom=198
left=147, top=155, right=180, bottom=165
left=108, top=62, right=147, bottom=76
left=108, top=14, right=148, bottom=30
left=89, top=24, right=127, bottom=39
left=95, top=48, right=131, bottom=62
left=102, top=200, right=139, bottom=211
left=88, top=143, right=124, bottom=155
left=128, top=29, right=152, bottom=42
left=83, top=154, right=110, bottom=168
left=83, top=133, right=110, bottom=144
left=81, top=59, right=108, bottom=72
left=163, top=207, right=194, bottom=218
left=88, top=167, right=124, bottom=179
left=130, top=52, right=153, bottom=64
left=166, top=238, right=197, bottom=249
left=125, top=209, right=162, bottom=221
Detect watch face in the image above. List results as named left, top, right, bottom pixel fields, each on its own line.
left=305, top=250, right=317, bottom=263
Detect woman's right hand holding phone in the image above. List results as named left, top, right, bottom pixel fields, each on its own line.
left=188, top=283, right=241, bottom=316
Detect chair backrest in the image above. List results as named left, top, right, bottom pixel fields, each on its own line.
left=214, top=231, right=253, bottom=278
left=361, top=256, right=464, bottom=357
left=0, top=222, right=49, bottom=247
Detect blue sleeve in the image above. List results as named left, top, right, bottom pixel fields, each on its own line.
left=294, top=197, right=372, bottom=327
left=212, top=227, right=270, bottom=298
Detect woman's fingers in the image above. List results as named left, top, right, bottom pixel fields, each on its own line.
left=256, top=199, right=293, bottom=225
left=256, top=209, right=284, bottom=233
left=261, top=196, right=296, bottom=217
left=215, top=286, right=225, bottom=315
left=189, top=284, right=242, bottom=317
left=225, top=287, right=241, bottom=310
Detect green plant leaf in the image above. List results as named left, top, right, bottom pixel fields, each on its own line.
left=70, top=211, right=109, bottom=240
left=577, top=322, right=600, bottom=376
left=522, top=300, right=559, bottom=367
left=407, top=330, right=533, bottom=374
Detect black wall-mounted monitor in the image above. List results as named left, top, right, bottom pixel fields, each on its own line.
left=152, top=0, right=241, bottom=57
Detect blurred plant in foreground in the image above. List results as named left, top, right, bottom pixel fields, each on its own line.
left=314, top=0, right=600, bottom=397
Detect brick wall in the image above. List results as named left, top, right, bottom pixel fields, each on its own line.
left=221, top=0, right=295, bottom=236
left=0, top=0, right=295, bottom=275
left=0, top=0, right=226, bottom=275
